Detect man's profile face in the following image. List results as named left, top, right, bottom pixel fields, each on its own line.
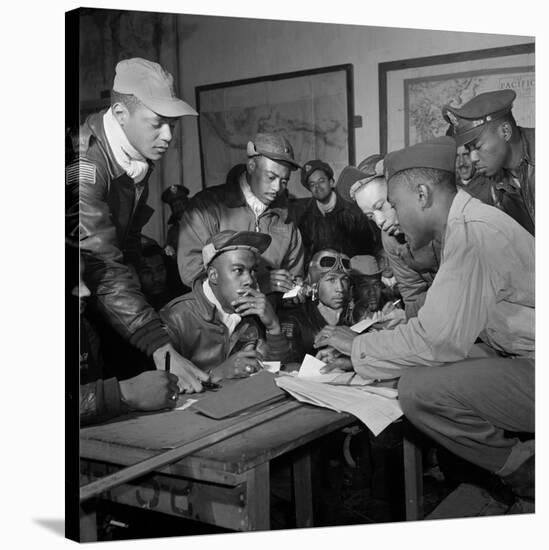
left=354, top=179, right=400, bottom=236
left=248, top=156, right=290, bottom=205
left=307, top=169, right=334, bottom=202
left=456, top=145, right=475, bottom=181
left=119, top=102, right=178, bottom=161
left=210, top=249, right=258, bottom=311
left=138, top=254, right=167, bottom=296
left=318, top=272, right=350, bottom=310
left=466, top=123, right=508, bottom=177
left=387, top=178, right=429, bottom=250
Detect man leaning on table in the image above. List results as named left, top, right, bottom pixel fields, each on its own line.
left=66, top=57, right=209, bottom=392
left=314, top=137, right=534, bottom=508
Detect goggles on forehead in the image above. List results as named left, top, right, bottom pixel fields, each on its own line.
left=307, top=250, right=351, bottom=284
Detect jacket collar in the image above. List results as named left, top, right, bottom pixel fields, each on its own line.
left=85, top=109, right=154, bottom=181
left=223, top=166, right=290, bottom=222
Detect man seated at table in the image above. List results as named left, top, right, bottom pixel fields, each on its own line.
left=315, top=137, right=534, bottom=509
left=279, top=249, right=354, bottom=363
left=160, top=230, right=288, bottom=384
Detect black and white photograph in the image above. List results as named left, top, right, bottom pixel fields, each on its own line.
left=5, top=1, right=546, bottom=548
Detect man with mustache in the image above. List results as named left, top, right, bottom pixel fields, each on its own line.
left=177, top=133, right=305, bottom=296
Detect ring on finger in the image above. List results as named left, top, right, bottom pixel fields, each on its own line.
left=170, top=393, right=178, bottom=401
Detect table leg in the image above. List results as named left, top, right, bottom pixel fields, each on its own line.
left=79, top=501, right=98, bottom=542
left=403, top=433, right=423, bottom=520
left=292, top=448, right=313, bottom=528
left=245, top=462, right=270, bottom=530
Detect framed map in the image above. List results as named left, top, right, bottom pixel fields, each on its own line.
left=378, top=43, right=535, bottom=155
left=195, top=65, right=355, bottom=197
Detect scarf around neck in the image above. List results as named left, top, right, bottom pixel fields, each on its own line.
left=240, top=172, right=268, bottom=219
left=317, top=302, right=342, bottom=326
left=103, top=108, right=149, bottom=183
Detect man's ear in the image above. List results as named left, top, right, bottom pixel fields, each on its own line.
left=111, top=102, right=129, bottom=127
left=498, top=121, right=514, bottom=143
left=246, top=158, right=256, bottom=175
left=417, top=183, right=432, bottom=210
left=329, top=178, right=336, bottom=189
left=207, top=265, right=218, bottom=286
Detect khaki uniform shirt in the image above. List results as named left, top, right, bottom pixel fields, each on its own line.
left=351, top=190, right=534, bottom=380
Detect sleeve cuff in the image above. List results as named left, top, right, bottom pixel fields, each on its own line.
left=130, top=318, right=171, bottom=356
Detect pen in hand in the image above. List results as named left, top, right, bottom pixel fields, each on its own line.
left=165, top=351, right=171, bottom=373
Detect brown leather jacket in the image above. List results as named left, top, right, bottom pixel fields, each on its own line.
left=159, top=277, right=289, bottom=372
left=177, top=167, right=304, bottom=289
left=66, top=111, right=169, bottom=356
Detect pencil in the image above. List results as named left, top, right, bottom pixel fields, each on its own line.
left=165, top=351, right=171, bottom=373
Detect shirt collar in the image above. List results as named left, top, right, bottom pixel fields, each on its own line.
left=239, top=172, right=268, bottom=218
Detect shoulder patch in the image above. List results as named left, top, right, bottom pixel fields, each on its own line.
left=66, top=159, right=96, bottom=186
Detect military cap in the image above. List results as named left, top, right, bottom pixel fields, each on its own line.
left=384, top=136, right=456, bottom=182
left=350, top=255, right=382, bottom=278
left=246, top=133, right=301, bottom=171
left=336, top=165, right=383, bottom=203
left=202, top=230, right=271, bottom=268
left=442, top=89, right=516, bottom=146
left=114, top=58, right=198, bottom=118
left=301, top=159, right=334, bottom=189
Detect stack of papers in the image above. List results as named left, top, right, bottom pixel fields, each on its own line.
left=276, top=375, right=402, bottom=436
left=275, top=354, right=402, bottom=436
left=297, top=354, right=374, bottom=385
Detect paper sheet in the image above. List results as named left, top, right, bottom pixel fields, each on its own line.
left=282, top=285, right=301, bottom=299
left=275, top=376, right=402, bottom=436
left=298, top=354, right=326, bottom=377
left=175, top=398, right=198, bottom=411
left=262, top=361, right=281, bottom=373
left=351, top=311, right=382, bottom=333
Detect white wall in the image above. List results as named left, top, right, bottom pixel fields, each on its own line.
left=176, top=14, right=531, bottom=197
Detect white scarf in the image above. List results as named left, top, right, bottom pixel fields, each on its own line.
left=316, top=191, right=337, bottom=216
left=103, top=108, right=149, bottom=183
left=317, top=302, right=342, bottom=326
left=240, top=172, right=268, bottom=219
left=203, top=280, right=242, bottom=336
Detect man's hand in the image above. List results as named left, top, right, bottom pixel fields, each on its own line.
left=211, top=349, right=263, bottom=381
left=315, top=346, right=342, bottom=364
left=269, top=269, right=295, bottom=293
left=320, top=357, right=354, bottom=374
left=314, top=326, right=355, bottom=356
left=374, top=301, right=407, bottom=330
left=153, top=343, right=209, bottom=393
left=231, top=288, right=281, bottom=333
left=119, top=371, right=180, bottom=411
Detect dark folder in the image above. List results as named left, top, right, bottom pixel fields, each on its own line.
left=193, top=370, right=288, bottom=419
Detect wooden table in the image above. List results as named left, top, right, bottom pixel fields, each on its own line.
left=79, top=393, right=356, bottom=541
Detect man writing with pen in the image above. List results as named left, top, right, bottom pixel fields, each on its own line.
left=159, top=230, right=289, bottom=384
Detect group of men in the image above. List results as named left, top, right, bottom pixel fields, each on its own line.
left=67, top=57, right=534, bottom=510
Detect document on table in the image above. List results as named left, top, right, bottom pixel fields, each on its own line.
left=297, top=354, right=374, bottom=385
left=276, top=375, right=402, bottom=436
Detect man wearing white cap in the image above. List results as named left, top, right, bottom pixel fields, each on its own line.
left=66, top=58, right=208, bottom=392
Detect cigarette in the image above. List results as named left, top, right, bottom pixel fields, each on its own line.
left=392, top=299, right=402, bottom=307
